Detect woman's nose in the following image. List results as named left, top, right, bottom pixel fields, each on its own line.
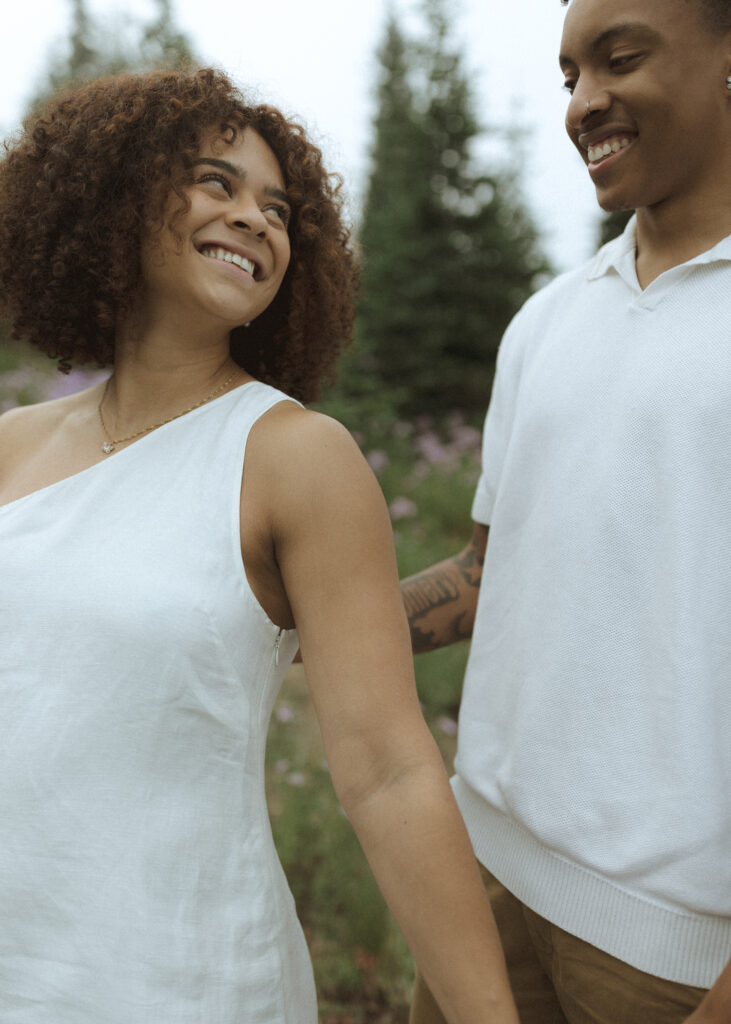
left=226, top=194, right=267, bottom=236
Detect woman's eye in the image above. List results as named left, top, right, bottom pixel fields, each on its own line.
left=562, top=80, right=576, bottom=95
left=197, top=173, right=232, bottom=195
left=266, top=204, right=291, bottom=227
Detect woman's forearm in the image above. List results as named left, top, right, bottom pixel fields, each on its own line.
left=337, top=740, right=518, bottom=1024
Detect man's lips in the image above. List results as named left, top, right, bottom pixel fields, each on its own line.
left=577, top=123, right=638, bottom=166
left=586, top=134, right=634, bottom=167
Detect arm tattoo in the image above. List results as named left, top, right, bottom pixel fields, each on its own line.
left=454, top=537, right=485, bottom=588
left=401, top=569, right=458, bottom=655
left=403, top=568, right=460, bottom=623
left=403, top=530, right=486, bottom=654
left=410, top=622, right=438, bottom=655
left=403, top=566, right=471, bottom=654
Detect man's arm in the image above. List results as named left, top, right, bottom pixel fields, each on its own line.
left=685, top=958, right=731, bottom=1023
left=402, top=523, right=488, bottom=654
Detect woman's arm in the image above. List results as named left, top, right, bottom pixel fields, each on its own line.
left=259, top=407, right=518, bottom=1024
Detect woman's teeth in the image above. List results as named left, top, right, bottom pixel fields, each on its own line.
left=201, top=247, right=255, bottom=276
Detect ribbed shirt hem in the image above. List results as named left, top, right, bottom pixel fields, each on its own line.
left=452, top=776, right=731, bottom=989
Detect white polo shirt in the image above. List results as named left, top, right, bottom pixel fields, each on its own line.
left=453, top=218, right=731, bottom=988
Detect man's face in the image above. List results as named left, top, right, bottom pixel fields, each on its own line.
left=559, top=0, right=731, bottom=213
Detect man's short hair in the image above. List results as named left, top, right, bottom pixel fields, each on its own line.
left=560, top=0, right=731, bottom=34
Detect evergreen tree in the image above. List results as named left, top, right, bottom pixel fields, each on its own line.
left=140, top=0, right=196, bottom=70
left=351, top=0, right=549, bottom=422
left=335, top=13, right=427, bottom=416
left=598, top=208, right=633, bottom=247
left=31, top=0, right=195, bottom=108
left=2, top=0, right=196, bottom=362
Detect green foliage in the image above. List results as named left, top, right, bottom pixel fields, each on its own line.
left=0, top=338, right=56, bottom=410
left=28, top=0, right=196, bottom=110
left=0, top=354, right=104, bottom=413
left=341, top=0, right=550, bottom=424
left=361, top=411, right=478, bottom=713
left=598, top=208, right=633, bottom=247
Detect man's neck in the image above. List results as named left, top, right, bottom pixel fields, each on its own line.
left=634, top=183, right=731, bottom=289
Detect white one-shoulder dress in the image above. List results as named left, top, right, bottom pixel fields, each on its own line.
left=0, top=381, right=317, bottom=1023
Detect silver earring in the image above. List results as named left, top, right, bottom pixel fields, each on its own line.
left=585, top=100, right=592, bottom=114
left=727, top=74, right=731, bottom=90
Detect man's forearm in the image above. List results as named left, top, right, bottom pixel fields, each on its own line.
left=402, top=524, right=487, bottom=654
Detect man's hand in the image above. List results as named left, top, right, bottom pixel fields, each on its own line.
left=683, top=957, right=731, bottom=1024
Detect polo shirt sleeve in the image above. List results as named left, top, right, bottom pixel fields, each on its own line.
left=471, top=303, right=532, bottom=526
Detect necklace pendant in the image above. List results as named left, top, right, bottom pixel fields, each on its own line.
left=101, top=442, right=116, bottom=454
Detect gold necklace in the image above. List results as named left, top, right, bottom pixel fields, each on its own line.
left=98, top=370, right=239, bottom=454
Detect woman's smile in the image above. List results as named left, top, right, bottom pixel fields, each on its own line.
left=141, top=128, right=291, bottom=331
left=198, top=245, right=258, bottom=279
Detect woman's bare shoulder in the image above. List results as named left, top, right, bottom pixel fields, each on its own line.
left=249, top=402, right=366, bottom=478
left=0, top=400, right=53, bottom=440
left=0, top=401, right=58, bottom=483
left=246, top=401, right=389, bottom=542
left=0, top=387, right=103, bottom=468
left=0, top=389, right=92, bottom=433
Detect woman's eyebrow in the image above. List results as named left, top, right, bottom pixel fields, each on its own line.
left=192, top=157, right=244, bottom=177
left=192, top=158, right=290, bottom=207
left=265, top=186, right=290, bottom=206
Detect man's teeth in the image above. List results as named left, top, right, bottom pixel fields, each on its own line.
left=201, top=247, right=255, bottom=276
left=588, top=137, right=632, bottom=165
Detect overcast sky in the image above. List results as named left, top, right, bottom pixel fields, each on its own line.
left=1, top=0, right=603, bottom=272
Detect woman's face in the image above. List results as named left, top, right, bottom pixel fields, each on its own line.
left=141, top=127, right=292, bottom=333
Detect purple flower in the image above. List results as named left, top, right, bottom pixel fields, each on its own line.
left=415, top=431, right=454, bottom=467
left=366, top=449, right=389, bottom=474
left=44, top=369, right=107, bottom=399
left=410, top=459, right=431, bottom=480
left=389, top=496, right=417, bottom=520
left=275, top=703, right=295, bottom=724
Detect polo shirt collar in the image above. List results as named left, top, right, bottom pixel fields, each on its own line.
left=587, top=214, right=731, bottom=288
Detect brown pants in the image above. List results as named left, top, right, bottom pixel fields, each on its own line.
left=410, top=864, right=707, bottom=1024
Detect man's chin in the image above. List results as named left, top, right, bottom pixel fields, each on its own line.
left=595, top=192, right=635, bottom=214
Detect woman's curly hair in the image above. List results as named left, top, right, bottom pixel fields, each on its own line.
left=0, top=67, right=358, bottom=403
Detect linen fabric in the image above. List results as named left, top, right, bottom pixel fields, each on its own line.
left=0, top=381, right=317, bottom=1023
left=452, top=220, right=731, bottom=988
